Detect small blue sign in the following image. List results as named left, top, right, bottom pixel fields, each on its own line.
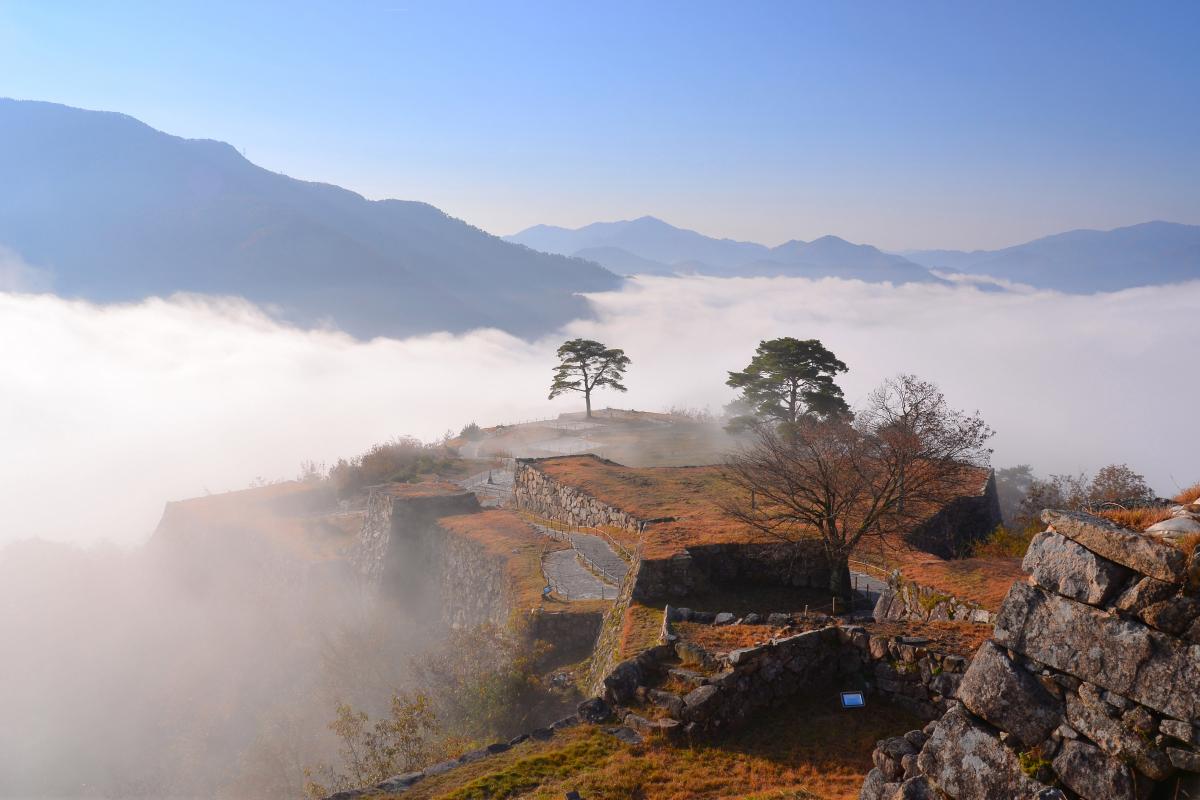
left=840, top=691, right=866, bottom=708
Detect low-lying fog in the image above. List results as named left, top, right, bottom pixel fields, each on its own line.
left=4, top=275, right=1197, bottom=549
left=1, top=274, right=1197, bottom=798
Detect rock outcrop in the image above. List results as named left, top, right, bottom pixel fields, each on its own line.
left=862, top=509, right=1200, bottom=800
left=873, top=571, right=993, bottom=625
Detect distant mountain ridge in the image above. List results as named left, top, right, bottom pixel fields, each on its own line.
left=902, top=221, right=1200, bottom=292
left=506, top=216, right=942, bottom=284
left=0, top=99, right=620, bottom=339
left=508, top=217, right=1200, bottom=291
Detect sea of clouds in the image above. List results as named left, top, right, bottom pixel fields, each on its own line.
left=2, top=274, right=1197, bottom=548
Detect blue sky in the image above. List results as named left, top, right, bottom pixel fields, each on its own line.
left=1, top=0, right=1198, bottom=249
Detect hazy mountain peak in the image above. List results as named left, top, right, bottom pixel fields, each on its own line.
left=0, top=98, right=619, bottom=339
left=904, top=220, right=1200, bottom=291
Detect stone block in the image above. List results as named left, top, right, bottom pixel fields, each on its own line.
left=647, top=689, right=684, bottom=718
left=1168, top=747, right=1200, bottom=772
left=916, top=705, right=1047, bottom=798
left=1140, top=595, right=1200, bottom=636
left=577, top=696, right=614, bottom=723
left=869, top=635, right=891, bottom=660
left=603, top=659, right=643, bottom=704
left=859, top=767, right=886, bottom=800
left=1114, top=576, right=1176, bottom=614
left=682, top=684, right=720, bottom=721
left=873, top=736, right=916, bottom=781
left=993, top=581, right=1200, bottom=721
left=956, top=641, right=1062, bottom=746
left=888, top=777, right=941, bottom=800
left=1162, top=718, right=1196, bottom=744
left=1053, top=739, right=1147, bottom=800
left=1022, top=530, right=1130, bottom=605
left=1042, top=510, right=1186, bottom=584
left=929, top=671, right=962, bottom=700
left=728, top=644, right=767, bottom=666
left=1065, top=686, right=1171, bottom=780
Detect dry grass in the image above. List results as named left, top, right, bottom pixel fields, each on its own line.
left=391, top=692, right=922, bottom=800
left=619, top=603, right=666, bottom=658
left=438, top=511, right=570, bottom=612
left=536, top=456, right=991, bottom=561
left=676, top=622, right=780, bottom=652
left=675, top=618, right=990, bottom=658
left=1174, top=483, right=1200, bottom=505
left=154, top=480, right=358, bottom=560
left=863, top=541, right=1023, bottom=611
left=1097, top=506, right=1175, bottom=531
left=863, top=619, right=992, bottom=657
left=1172, top=532, right=1200, bottom=555
left=378, top=481, right=466, bottom=499
left=538, top=456, right=812, bottom=558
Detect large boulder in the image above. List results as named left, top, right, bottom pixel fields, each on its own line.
left=873, top=736, right=917, bottom=781
left=1041, top=510, right=1185, bottom=584
left=1052, top=739, right=1148, bottom=800
left=956, top=641, right=1062, bottom=746
left=603, top=659, right=643, bottom=704
left=576, top=696, right=614, bottom=723
left=1022, top=531, right=1130, bottom=605
left=993, top=581, right=1200, bottom=721
left=915, top=706, right=1049, bottom=798
left=682, top=684, right=721, bottom=722
left=860, top=767, right=888, bottom=800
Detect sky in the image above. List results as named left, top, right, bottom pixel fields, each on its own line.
left=2, top=0, right=1199, bottom=250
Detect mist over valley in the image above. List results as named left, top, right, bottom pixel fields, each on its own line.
left=3, top=5, right=1199, bottom=798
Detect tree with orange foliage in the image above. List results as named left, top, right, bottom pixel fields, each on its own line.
left=723, top=375, right=993, bottom=599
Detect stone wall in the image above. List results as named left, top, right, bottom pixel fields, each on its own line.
left=531, top=609, right=605, bottom=667
left=873, top=571, right=994, bottom=626
left=602, top=610, right=970, bottom=737
left=515, top=458, right=833, bottom=603
left=347, top=486, right=480, bottom=590
left=861, top=509, right=1200, bottom=800
left=584, top=574, right=638, bottom=696
left=512, top=459, right=644, bottom=534
left=436, top=522, right=513, bottom=629
left=906, top=470, right=1003, bottom=558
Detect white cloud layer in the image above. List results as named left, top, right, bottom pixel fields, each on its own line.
left=2, top=276, right=1197, bottom=547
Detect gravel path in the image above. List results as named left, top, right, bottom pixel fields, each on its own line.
left=542, top=550, right=615, bottom=600
left=849, top=570, right=888, bottom=616
left=570, top=532, right=629, bottom=585
left=458, top=467, right=514, bottom=507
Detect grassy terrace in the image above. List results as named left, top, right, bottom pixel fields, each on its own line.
left=676, top=618, right=991, bottom=659
left=870, top=545, right=1024, bottom=611
left=383, top=693, right=923, bottom=800
left=438, top=510, right=589, bottom=614
left=537, top=457, right=791, bottom=559
left=155, top=479, right=361, bottom=560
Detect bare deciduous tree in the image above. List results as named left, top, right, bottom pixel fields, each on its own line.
left=722, top=375, right=993, bottom=599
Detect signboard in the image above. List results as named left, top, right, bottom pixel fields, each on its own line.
left=840, top=691, right=866, bottom=708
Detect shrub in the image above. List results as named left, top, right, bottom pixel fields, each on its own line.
left=410, top=624, right=557, bottom=742
left=329, top=437, right=458, bottom=498
left=972, top=524, right=1039, bottom=557
left=303, top=691, right=442, bottom=799
left=460, top=422, right=484, bottom=441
